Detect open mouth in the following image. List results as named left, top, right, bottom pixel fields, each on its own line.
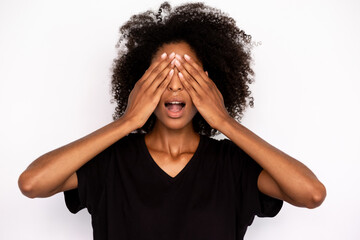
left=165, top=101, right=186, bottom=112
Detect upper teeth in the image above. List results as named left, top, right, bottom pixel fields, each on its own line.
left=169, top=101, right=182, bottom=104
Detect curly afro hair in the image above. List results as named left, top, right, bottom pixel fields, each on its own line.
left=111, top=1, right=255, bottom=137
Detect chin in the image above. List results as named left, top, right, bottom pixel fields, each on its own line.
left=153, top=112, right=196, bottom=131
left=157, top=118, right=193, bottom=130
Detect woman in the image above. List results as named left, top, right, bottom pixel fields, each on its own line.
left=18, top=2, right=326, bottom=239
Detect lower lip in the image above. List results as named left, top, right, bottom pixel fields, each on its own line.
left=165, top=105, right=185, bottom=118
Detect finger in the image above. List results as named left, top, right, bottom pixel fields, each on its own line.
left=141, top=52, right=175, bottom=83
left=148, top=52, right=175, bottom=78
left=181, top=55, right=218, bottom=91
left=145, top=53, right=176, bottom=88
left=149, top=58, right=176, bottom=91
left=182, top=54, right=210, bottom=85
left=174, top=58, right=202, bottom=94
left=178, top=71, right=200, bottom=99
left=139, top=52, right=167, bottom=81
left=177, top=56, right=223, bottom=103
left=154, top=67, right=175, bottom=95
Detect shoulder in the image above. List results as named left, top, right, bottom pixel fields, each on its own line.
left=113, top=132, right=144, bottom=149
left=85, top=132, right=144, bottom=163
left=82, top=132, right=145, bottom=171
left=203, top=135, right=239, bottom=150
left=201, top=135, right=244, bottom=158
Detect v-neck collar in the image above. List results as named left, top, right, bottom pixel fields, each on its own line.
left=140, top=134, right=204, bottom=184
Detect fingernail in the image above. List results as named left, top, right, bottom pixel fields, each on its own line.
left=161, top=52, right=167, bottom=59
left=175, top=54, right=182, bottom=60
left=169, top=52, right=175, bottom=59
left=184, top=54, right=190, bottom=61
left=178, top=72, right=184, bottom=79
left=169, top=69, right=174, bottom=76
left=171, top=58, right=176, bottom=66
left=174, top=59, right=181, bottom=67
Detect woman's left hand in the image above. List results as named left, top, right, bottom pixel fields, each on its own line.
left=174, top=54, right=231, bottom=130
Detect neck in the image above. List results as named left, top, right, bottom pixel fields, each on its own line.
left=145, top=120, right=200, bottom=156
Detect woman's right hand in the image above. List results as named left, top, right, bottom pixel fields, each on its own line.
left=18, top=53, right=178, bottom=198
left=122, top=52, right=176, bottom=128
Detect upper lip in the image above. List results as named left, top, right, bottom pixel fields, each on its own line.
left=164, top=96, right=186, bottom=105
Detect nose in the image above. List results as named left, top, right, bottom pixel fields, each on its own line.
left=167, top=67, right=183, bottom=92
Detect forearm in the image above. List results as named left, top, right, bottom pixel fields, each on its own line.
left=18, top=116, right=137, bottom=198
left=219, top=117, right=326, bottom=207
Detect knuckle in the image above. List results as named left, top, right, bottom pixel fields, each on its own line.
left=136, top=80, right=143, bottom=87
left=138, top=82, right=147, bottom=91
left=160, top=80, right=168, bottom=89
left=183, top=83, right=191, bottom=91
left=189, top=68, right=197, bottom=76
left=206, top=81, right=213, bottom=88
left=153, top=65, right=160, bottom=73
left=145, top=66, right=155, bottom=74
left=158, top=81, right=164, bottom=89
left=194, top=65, right=202, bottom=71
left=133, top=82, right=140, bottom=89
left=158, top=71, right=167, bottom=79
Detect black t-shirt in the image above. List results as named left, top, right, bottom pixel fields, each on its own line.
left=64, top=133, right=283, bottom=240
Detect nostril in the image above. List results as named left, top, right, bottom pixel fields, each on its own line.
left=169, top=86, right=182, bottom=91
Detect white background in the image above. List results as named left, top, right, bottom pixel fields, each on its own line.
left=1, top=0, right=359, bottom=239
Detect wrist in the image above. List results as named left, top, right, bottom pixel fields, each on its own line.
left=218, top=116, right=238, bottom=137
left=116, top=115, right=140, bottom=132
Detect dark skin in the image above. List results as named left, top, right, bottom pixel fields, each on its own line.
left=18, top=46, right=177, bottom=197
left=147, top=41, right=326, bottom=208
left=144, top=42, right=202, bottom=178
left=18, top=41, right=326, bottom=210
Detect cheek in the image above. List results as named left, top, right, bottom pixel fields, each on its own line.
left=154, top=102, right=162, bottom=114
left=190, top=103, right=198, bottom=116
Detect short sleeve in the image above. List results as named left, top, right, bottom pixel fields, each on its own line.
left=227, top=140, right=283, bottom=226
left=63, top=144, right=113, bottom=214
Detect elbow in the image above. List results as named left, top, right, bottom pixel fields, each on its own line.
left=18, top=171, right=40, bottom=199
left=305, top=181, right=327, bottom=209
